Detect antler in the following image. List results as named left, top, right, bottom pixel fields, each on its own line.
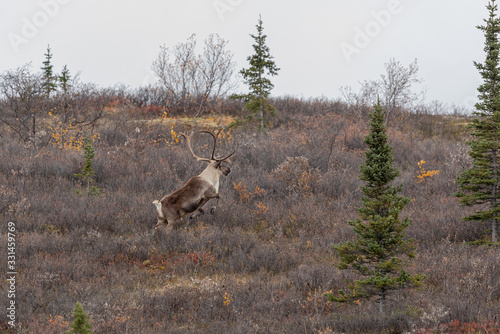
left=200, top=129, right=237, bottom=164
left=200, top=129, right=223, bottom=160
left=217, top=147, right=236, bottom=165
left=180, top=130, right=237, bottom=164
left=179, top=131, right=212, bottom=162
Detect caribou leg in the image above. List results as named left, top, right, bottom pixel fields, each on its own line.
left=188, top=208, right=205, bottom=221
left=210, top=197, right=219, bottom=215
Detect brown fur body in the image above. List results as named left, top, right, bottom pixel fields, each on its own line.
left=153, top=161, right=230, bottom=233
left=153, top=130, right=234, bottom=234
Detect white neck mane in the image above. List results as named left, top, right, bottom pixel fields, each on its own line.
left=199, top=165, right=220, bottom=191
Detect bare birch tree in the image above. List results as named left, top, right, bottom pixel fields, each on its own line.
left=152, top=34, right=237, bottom=117
left=341, top=58, right=425, bottom=124
left=0, top=64, right=45, bottom=146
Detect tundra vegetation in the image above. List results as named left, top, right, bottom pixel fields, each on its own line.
left=0, top=85, right=498, bottom=333
left=0, top=15, right=499, bottom=334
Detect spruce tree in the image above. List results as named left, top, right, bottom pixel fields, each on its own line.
left=41, top=45, right=57, bottom=98
left=326, top=102, right=424, bottom=315
left=74, top=136, right=99, bottom=195
left=66, top=302, right=92, bottom=334
left=59, top=64, right=71, bottom=95
left=456, top=0, right=500, bottom=243
left=231, top=15, right=280, bottom=129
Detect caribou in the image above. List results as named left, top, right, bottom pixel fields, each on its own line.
left=152, top=129, right=235, bottom=233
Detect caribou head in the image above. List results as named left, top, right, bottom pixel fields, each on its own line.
left=152, top=129, right=235, bottom=234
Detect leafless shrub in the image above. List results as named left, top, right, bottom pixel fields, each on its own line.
left=0, top=64, right=45, bottom=146
left=152, top=34, right=237, bottom=117
left=289, top=264, right=338, bottom=292
left=128, top=84, right=168, bottom=115
left=51, top=81, right=114, bottom=127
left=271, top=156, right=321, bottom=196
left=341, top=58, right=425, bottom=126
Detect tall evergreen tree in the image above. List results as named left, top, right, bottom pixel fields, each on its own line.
left=41, top=45, right=57, bottom=97
left=456, top=0, right=500, bottom=243
left=231, top=15, right=280, bottom=129
left=59, top=64, right=72, bottom=95
left=326, top=102, right=424, bottom=315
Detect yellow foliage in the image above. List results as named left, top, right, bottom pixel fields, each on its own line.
left=254, top=202, right=269, bottom=215
left=170, top=124, right=180, bottom=143
left=254, top=185, right=265, bottom=196
left=48, top=315, right=68, bottom=329
left=47, top=112, right=99, bottom=151
left=155, top=112, right=234, bottom=148
left=223, top=292, right=231, bottom=306
left=233, top=182, right=250, bottom=203
left=233, top=182, right=266, bottom=203
left=417, top=160, right=440, bottom=183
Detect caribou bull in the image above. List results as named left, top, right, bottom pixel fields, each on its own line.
left=153, top=129, right=235, bottom=233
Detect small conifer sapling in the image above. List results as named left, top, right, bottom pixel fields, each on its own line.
left=74, top=136, right=100, bottom=195
left=66, top=302, right=92, bottom=334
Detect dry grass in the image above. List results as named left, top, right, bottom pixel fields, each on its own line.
left=0, top=97, right=498, bottom=333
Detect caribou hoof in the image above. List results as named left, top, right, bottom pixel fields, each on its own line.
left=210, top=206, right=216, bottom=215
left=189, top=209, right=205, bottom=221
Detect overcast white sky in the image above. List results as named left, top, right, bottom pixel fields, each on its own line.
left=0, top=0, right=487, bottom=108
